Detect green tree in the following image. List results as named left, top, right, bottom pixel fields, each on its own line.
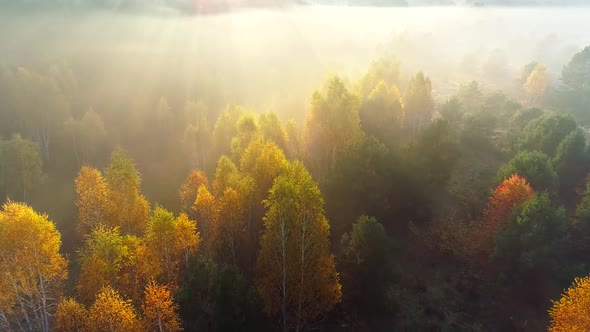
left=0, top=134, right=44, bottom=202
left=553, top=128, right=589, bottom=199
left=358, top=80, right=403, bottom=147
left=412, top=119, right=459, bottom=187
left=493, top=193, right=568, bottom=279
left=403, top=72, right=434, bottom=138
left=518, top=113, right=577, bottom=156
left=339, top=216, right=395, bottom=320
left=497, top=151, right=558, bottom=193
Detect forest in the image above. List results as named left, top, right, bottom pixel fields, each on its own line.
left=2, top=4, right=590, bottom=332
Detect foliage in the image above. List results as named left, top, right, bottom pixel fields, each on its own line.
left=304, top=76, right=363, bottom=179
left=55, top=297, right=88, bottom=332
left=142, top=282, right=183, bottom=332
left=497, top=151, right=558, bottom=193
left=339, top=216, right=395, bottom=321
left=86, top=286, right=141, bottom=332
left=0, top=201, right=67, bottom=332
left=178, top=169, right=209, bottom=218
left=403, top=72, right=434, bottom=137
left=518, top=113, right=577, bottom=156
left=478, top=175, right=534, bottom=257
left=256, top=161, right=341, bottom=331
left=549, top=275, right=590, bottom=332
left=0, top=134, right=45, bottom=202
left=106, top=147, right=150, bottom=234
left=75, top=166, right=110, bottom=236
left=493, top=193, right=568, bottom=278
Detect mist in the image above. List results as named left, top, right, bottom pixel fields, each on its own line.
left=2, top=4, right=590, bottom=331
left=1, top=6, right=587, bottom=117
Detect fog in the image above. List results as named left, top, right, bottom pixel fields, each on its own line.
left=0, top=6, right=587, bottom=122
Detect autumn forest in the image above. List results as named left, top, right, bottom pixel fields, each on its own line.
left=3, top=4, right=590, bottom=332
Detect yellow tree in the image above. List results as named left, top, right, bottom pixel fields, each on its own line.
left=141, top=282, right=183, bottom=332
left=178, top=169, right=209, bottom=219
left=523, top=64, right=549, bottom=106
left=403, top=72, right=434, bottom=138
left=256, top=162, right=341, bottom=332
left=86, top=286, right=140, bottom=332
left=0, top=201, right=68, bottom=332
left=212, top=155, right=239, bottom=196
left=106, top=147, right=150, bottom=235
left=193, top=185, right=216, bottom=254
left=211, top=188, right=245, bottom=266
left=77, top=225, right=136, bottom=304
left=549, top=275, right=590, bottom=331
left=75, top=166, right=110, bottom=236
left=144, top=207, right=200, bottom=287
left=54, top=298, right=87, bottom=332
left=230, top=113, right=261, bottom=161
left=304, top=76, right=363, bottom=179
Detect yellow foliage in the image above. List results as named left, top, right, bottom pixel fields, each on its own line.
left=549, top=276, right=590, bottom=332
left=211, top=188, right=245, bottom=266
left=86, top=286, right=141, bottom=332
left=75, top=166, right=110, bottom=236
left=256, top=162, right=341, bottom=331
left=55, top=297, right=87, bottom=332
left=193, top=185, right=215, bottom=253
left=141, top=282, right=183, bottom=332
left=178, top=169, right=209, bottom=216
left=0, top=201, right=68, bottom=332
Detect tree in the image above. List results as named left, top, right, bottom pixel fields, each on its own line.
left=522, top=64, right=549, bottom=106
left=86, top=286, right=140, bottom=332
left=556, top=46, right=590, bottom=124
left=358, top=56, right=401, bottom=100
left=230, top=113, right=260, bottom=161
left=75, top=166, right=110, bottom=236
left=182, top=101, right=211, bottom=170
left=325, top=136, right=394, bottom=238
left=518, top=113, right=577, bottom=156
left=478, top=175, right=534, bottom=256
left=144, top=207, right=200, bottom=286
left=212, top=105, right=245, bottom=160
left=412, top=119, right=459, bottom=187
left=339, top=216, right=395, bottom=320
left=549, top=275, right=590, bottom=332
left=142, top=282, right=182, bottom=332
left=497, top=151, right=558, bottom=193
left=0, top=134, right=44, bottom=202
left=105, top=147, right=149, bottom=234
left=358, top=80, right=403, bottom=147
left=64, top=109, right=107, bottom=167
left=553, top=128, right=589, bottom=199
left=193, top=185, right=216, bottom=255
left=211, top=188, right=245, bottom=266
left=403, top=72, right=434, bottom=138
left=0, top=202, right=68, bottom=332
left=256, top=161, right=341, bottom=332
left=259, top=112, right=289, bottom=153
left=561, top=46, right=590, bottom=91
left=304, top=76, right=363, bottom=178
left=212, top=156, right=239, bottom=197
left=178, top=169, right=209, bottom=219
left=493, top=193, right=568, bottom=278
left=54, top=298, right=87, bottom=332
left=77, top=225, right=134, bottom=304
left=240, top=137, right=289, bottom=208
